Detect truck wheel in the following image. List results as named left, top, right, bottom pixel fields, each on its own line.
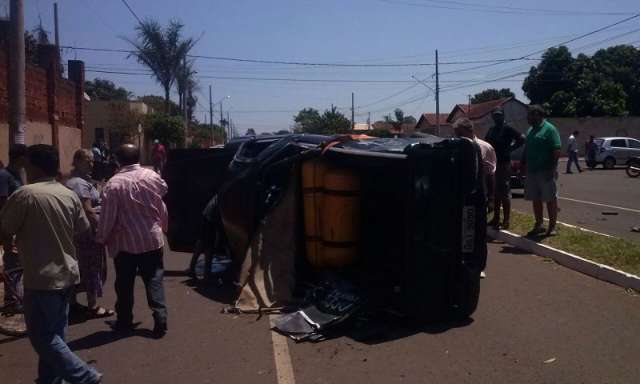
left=603, top=157, right=616, bottom=170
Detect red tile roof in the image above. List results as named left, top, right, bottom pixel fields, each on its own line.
left=418, top=113, right=450, bottom=126
left=447, top=97, right=526, bottom=122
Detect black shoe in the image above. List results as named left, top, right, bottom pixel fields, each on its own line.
left=153, top=321, right=167, bottom=339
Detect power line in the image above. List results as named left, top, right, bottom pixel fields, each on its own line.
left=119, top=0, right=143, bottom=25
left=378, top=0, right=637, bottom=16
left=64, top=45, right=541, bottom=67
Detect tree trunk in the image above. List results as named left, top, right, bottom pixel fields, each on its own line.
left=164, top=86, right=171, bottom=115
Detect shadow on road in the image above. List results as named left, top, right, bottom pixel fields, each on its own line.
left=499, top=246, right=530, bottom=255
left=181, top=279, right=237, bottom=305
left=68, top=328, right=155, bottom=351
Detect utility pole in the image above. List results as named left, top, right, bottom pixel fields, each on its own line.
left=227, top=112, right=231, bottom=139
left=435, top=49, right=440, bottom=137
left=351, top=92, right=355, bottom=131
left=54, top=3, right=60, bottom=50
left=9, top=0, right=26, bottom=145
left=468, top=94, right=472, bottom=112
left=182, top=57, right=189, bottom=148
left=367, top=112, right=371, bottom=130
left=220, top=102, right=224, bottom=142
left=209, top=85, right=214, bottom=144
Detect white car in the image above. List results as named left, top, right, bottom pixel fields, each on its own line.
left=593, top=137, right=640, bottom=169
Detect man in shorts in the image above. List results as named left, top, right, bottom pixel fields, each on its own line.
left=523, top=105, right=562, bottom=237
left=485, top=107, right=525, bottom=230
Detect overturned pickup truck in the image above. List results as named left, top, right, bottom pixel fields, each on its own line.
left=164, top=134, right=487, bottom=328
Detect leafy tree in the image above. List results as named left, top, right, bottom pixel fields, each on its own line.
left=470, top=88, right=514, bottom=104
left=294, top=108, right=323, bottom=133
left=383, top=108, right=416, bottom=131
left=144, top=113, right=185, bottom=147
left=85, top=79, right=132, bottom=101
left=189, top=122, right=225, bottom=147
left=245, top=128, right=257, bottom=136
left=138, top=95, right=180, bottom=115
left=523, top=46, right=574, bottom=106
left=294, top=106, right=351, bottom=134
left=367, top=128, right=394, bottom=138
left=275, top=130, right=291, bottom=135
left=523, top=45, right=639, bottom=117
left=321, top=106, right=351, bottom=134
left=125, top=19, right=197, bottom=113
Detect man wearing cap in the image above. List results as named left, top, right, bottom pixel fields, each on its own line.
left=485, top=107, right=525, bottom=230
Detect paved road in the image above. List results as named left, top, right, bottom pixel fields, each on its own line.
left=2, top=243, right=639, bottom=383
left=512, top=162, right=640, bottom=241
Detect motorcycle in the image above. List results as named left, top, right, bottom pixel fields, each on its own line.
left=626, top=157, right=640, bottom=178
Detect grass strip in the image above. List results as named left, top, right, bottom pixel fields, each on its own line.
left=502, top=210, right=640, bottom=276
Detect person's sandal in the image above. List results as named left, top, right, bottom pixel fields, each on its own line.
left=86, top=306, right=114, bottom=319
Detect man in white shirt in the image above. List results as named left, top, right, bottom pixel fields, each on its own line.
left=566, top=130, right=582, bottom=174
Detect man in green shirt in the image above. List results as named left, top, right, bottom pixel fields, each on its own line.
left=524, top=105, right=562, bottom=236
left=0, top=145, right=102, bottom=384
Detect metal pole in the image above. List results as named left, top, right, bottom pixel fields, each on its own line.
left=209, top=85, right=214, bottom=144
left=9, top=0, right=26, bottom=145
left=435, top=49, right=440, bottom=137
left=351, top=92, right=355, bottom=131
left=227, top=112, right=230, bottom=139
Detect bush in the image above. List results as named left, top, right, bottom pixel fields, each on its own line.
left=144, top=114, right=184, bottom=147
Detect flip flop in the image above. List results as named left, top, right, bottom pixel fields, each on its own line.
left=87, top=306, right=115, bottom=319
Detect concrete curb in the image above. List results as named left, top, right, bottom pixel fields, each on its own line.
left=487, top=228, right=640, bottom=291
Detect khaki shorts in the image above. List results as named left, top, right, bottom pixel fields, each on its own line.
left=524, top=170, right=558, bottom=202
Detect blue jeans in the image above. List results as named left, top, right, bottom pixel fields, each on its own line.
left=23, top=288, right=101, bottom=384
left=566, top=151, right=582, bottom=173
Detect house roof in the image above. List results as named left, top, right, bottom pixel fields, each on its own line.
left=371, top=121, right=416, bottom=133
left=446, top=97, right=526, bottom=122
left=416, top=113, right=451, bottom=127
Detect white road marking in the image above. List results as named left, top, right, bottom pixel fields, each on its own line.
left=269, top=315, right=296, bottom=384
left=558, top=197, right=640, bottom=215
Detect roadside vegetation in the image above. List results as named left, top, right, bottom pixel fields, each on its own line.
left=504, top=210, right=640, bottom=276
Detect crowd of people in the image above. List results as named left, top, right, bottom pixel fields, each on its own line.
left=0, top=105, right=577, bottom=383
left=0, top=141, right=169, bottom=384
left=453, top=104, right=566, bottom=277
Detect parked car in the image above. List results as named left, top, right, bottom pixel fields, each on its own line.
left=593, top=137, right=640, bottom=169
left=510, top=146, right=526, bottom=189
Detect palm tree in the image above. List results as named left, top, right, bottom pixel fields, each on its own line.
left=125, top=19, right=197, bottom=114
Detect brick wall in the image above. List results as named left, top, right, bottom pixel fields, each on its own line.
left=0, top=33, right=85, bottom=170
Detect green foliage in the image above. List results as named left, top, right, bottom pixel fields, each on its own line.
left=138, top=95, right=180, bottom=116
left=144, top=114, right=185, bottom=146
left=523, top=45, right=640, bottom=117
left=294, top=106, right=350, bottom=134
left=125, top=19, right=197, bottom=113
left=189, top=123, right=226, bottom=147
left=383, top=108, right=416, bottom=130
left=367, top=128, right=394, bottom=138
left=85, top=79, right=131, bottom=101
left=471, top=88, right=515, bottom=104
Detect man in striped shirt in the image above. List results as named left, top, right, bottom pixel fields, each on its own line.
left=97, top=144, right=169, bottom=338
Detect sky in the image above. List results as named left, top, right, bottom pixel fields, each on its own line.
left=6, top=0, right=640, bottom=133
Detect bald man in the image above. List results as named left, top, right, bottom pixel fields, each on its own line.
left=96, top=144, right=169, bottom=338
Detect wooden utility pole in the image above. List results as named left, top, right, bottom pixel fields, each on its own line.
left=220, top=102, right=224, bottom=142
left=435, top=49, right=440, bottom=137
left=182, top=57, right=189, bottom=148
left=351, top=92, right=355, bottom=130
left=209, top=85, right=214, bottom=144
left=54, top=3, right=60, bottom=49
left=9, top=0, right=26, bottom=145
